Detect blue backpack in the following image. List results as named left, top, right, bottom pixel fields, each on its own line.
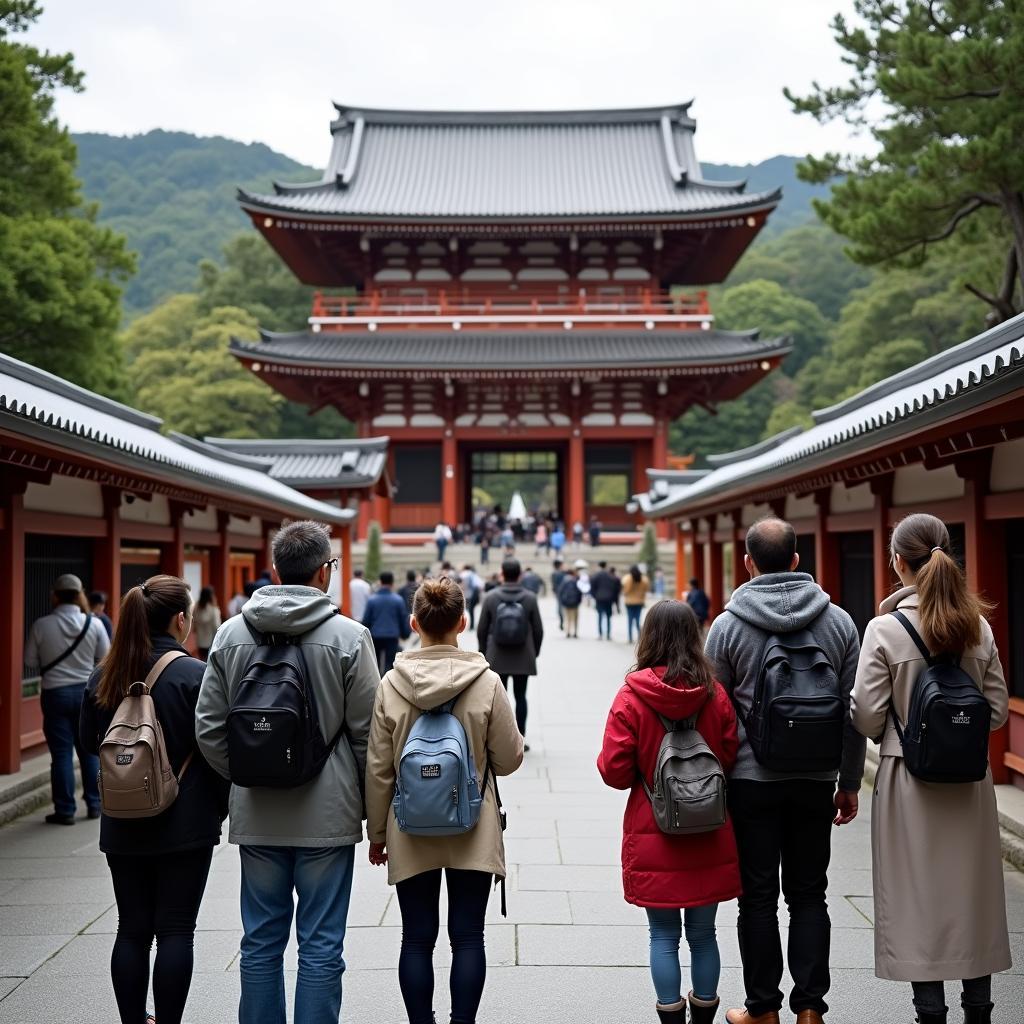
left=393, top=697, right=484, bottom=835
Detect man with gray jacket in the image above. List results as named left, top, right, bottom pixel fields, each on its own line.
left=705, top=517, right=865, bottom=1024
left=196, top=520, right=380, bottom=1024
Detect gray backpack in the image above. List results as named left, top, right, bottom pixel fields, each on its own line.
left=640, top=714, right=727, bottom=835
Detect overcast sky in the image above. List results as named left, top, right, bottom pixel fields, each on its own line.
left=30, top=0, right=873, bottom=169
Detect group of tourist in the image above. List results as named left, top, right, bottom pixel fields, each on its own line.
left=24, top=509, right=1012, bottom=1024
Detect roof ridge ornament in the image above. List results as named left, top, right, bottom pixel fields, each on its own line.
left=336, top=116, right=366, bottom=189
left=660, top=114, right=688, bottom=187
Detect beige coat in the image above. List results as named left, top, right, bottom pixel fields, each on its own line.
left=851, top=587, right=1011, bottom=981
left=622, top=574, right=649, bottom=606
left=365, top=645, right=524, bottom=885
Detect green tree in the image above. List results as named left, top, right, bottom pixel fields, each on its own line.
left=0, top=1, right=134, bottom=396
left=786, top=0, right=1024, bottom=323
left=364, top=522, right=382, bottom=581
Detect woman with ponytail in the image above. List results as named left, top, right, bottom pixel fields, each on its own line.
left=365, top=575, right=524, bottom=1024
left=851, top=514, right=1010, bottom=1024
left=81, top=575, right=229, bottom=1024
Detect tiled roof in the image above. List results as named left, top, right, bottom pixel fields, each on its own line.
left=637, top=312, right=1024, bottom=518
left=231, top=328, right=791, bottom=373
left=205, top=437, right=389, bottom=490
left=0, top=353, right=353, bottom=524
left=238, top=103, right=781, bottom=221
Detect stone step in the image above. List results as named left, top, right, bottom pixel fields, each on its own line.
left=0, top=753, right=51, bottom=826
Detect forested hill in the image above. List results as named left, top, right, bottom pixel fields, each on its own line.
left=73, top=131, right=318, bottom=313
left=73, top=130, right=828, bottom=315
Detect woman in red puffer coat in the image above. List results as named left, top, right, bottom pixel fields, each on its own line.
left=598, top=599, right=740, bottom=1024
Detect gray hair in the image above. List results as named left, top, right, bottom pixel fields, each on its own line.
left=272, top=520, right=332, bottom=585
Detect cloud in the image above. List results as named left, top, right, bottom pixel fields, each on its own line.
left=32, top=0, right=871, bottom=167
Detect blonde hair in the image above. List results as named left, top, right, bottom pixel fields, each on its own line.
left=890, top=513, right=991, bottom=652
left=412, top=576, right=465, bottom=638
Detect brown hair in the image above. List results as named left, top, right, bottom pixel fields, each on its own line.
left=633, top=599, right=714, bottom=695
left=890, top=512, right=991, bottom=653
left=95, top=575, right=192, bottom=710
left=412, top=576, right=465, bottom=638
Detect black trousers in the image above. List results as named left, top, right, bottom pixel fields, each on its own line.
left=728, top=779, right=835, bottom=1017
left=501, top=674, right=529, bottom=736
left=106, top=846, right=213, bottom=1024
left=396, top=868, right=493, bottom=1024
left=374, top=636, right=400, bottom=675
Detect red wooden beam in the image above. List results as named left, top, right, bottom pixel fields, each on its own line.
left=0, top=486, right=25, bottom=773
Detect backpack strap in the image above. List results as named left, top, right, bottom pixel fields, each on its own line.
left=890, top=610, right=933, bottom=663
left=143, top=650, right=190, bottom=690
left=40, top=613, right=93, bottom=675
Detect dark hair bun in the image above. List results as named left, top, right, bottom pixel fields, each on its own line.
left=413, top=576, right=465, bottom=637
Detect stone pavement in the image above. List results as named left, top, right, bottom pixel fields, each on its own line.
left=2, top=597, right=1022, bottom=1023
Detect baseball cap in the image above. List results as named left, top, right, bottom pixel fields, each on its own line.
left=53, top=574, right=84, bottom=592
left=573, top=559, right=588, bottom=569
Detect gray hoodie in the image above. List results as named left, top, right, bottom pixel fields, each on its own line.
left=195, top=585, right=381, bottom=847
left=705, top=572, right=866, bottom=790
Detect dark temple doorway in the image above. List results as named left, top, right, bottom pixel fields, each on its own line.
left=465, top=448, right=563, bottom=524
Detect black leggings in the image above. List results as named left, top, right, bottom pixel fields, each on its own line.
left=106, top=847, right=213, bottom=1024
left=501, top=675, right=529, bottom=736
left=396, top=868, right=493, bottom=1024
left=912, top=976, right=992, bottom=1013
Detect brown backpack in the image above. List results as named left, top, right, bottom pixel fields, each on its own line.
left=98, top=651, right=193, bottom=819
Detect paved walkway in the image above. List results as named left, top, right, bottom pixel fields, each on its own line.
left=1, top=597, right=1022, bottom=1022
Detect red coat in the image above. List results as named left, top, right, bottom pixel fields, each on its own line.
left=597, top=667, right=742, bottom=909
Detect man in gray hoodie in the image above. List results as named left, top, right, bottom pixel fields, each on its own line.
left=705, top=517, right=865, bottom=1024
left=196, top=520, right=380, bottom=1024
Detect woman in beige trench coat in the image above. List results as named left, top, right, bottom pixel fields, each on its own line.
left=851, top=513, right=1010, bottom=1024
left=365, top=575, right=524, bottom=1024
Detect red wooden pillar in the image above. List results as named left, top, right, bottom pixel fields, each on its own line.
left=93, top=485, right=122, bottom=623
left=674, top=523, right=686, bottom=602
left=706, top=539, right=724, bottom=622
left=652, top=418, right=670, bottom=540
left=567, top=427, right=585, bottom=530
left=690, top=535, right=706, bottom=601
left=870, top=478, right=894, bottom=609
left=814, top=489, right=840, bottom=598
left=732, top=521, right=747, bottom=594
left=357, top=495, right=372, bottom=540
left=442, top=430, right=458, bottom=528
left=160, top=502, right=186, bottom=578
left=208, top=511, right=233, bottom=620
left=0, top=486, right=25, bottom=773
left=340, top=526, right=353, bottom=618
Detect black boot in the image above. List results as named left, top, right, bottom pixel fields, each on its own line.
left=656, top=999, right=686, bottom=1023
left=962, top=1004, right=994, bottom=1024
left=687, top=990, right=719, bottom=1023
left=914, top=1009, right=947, bottom=1024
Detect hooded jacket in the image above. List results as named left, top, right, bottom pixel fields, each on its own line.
left=195, top=585, right=380, bottom=847
left=704, top=572, right=865, bottom=790
left=597, top=668, right=742, bottom=908
left=364, top=646, right=523, bottom=885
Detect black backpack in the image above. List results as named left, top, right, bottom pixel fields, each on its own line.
left=226, top=611, right=344, bottom=788
left=733, top=624, right=844, bottom=772
left=558, top=578, right=582, bottom=608
left=493, top=595, right=530, bottom=646
left=888, top=611, right=991, bottom=783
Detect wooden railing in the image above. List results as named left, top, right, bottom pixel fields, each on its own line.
left=309, top=285, right=713, bottom=332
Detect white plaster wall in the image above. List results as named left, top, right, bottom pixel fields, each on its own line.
left=891, top=463, right=964, bottom=505
left=184, top=506, right=217, bottom=530
left=228, top=515, right=262, bottom=537
left=785, top=493, right=818, bottom=520
left=120, top=493, right=170, bottom=524
left=990, top=437, right=1024, bottom=493
left=24, top=476, right=103, bottom=516
left=830, top=481, right=874, bottom=514
left=741, top=502, right=774, bottom=527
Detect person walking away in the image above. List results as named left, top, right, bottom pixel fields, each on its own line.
left=534, top=521, right=548, bottom=556
left=653, top=568, right=666, bottom=599
left=365, top=577, right=524, bottom=1024
left=88, top=590, right=114, bottom=639
left=590, top=561, right=619, bottom=641
left=588, top=516, right=602, bottom=548
left=195, top=520, right=380, bottom=1024
left=434, top=522, right=453, bottom=563
left=460, top=565, right=483, bottom=629
left=399, top=570, right=420, bottom=614
left=520, top=566, right=544, bottom=597
left=81, top=576, right=229, bottom=1024
left=550, top=524, right=566, bottom=560
left=623, top=565, right=650, bottom=643
left=851, top=513, right=1010, bottom=1024
left=557, top=568, right=583, bottom=638
left=704, top=517, right=865, bottom=1024
left=476, top=559, right=543, bottom=752
left=572, top=520, right=584, bottom=550
left=363, top=571, right=412, bottom=674
left=349, top=567, right=372, bottom=622
left=24, top=574, right=110, bottom=824
left=599, top=600, right=741, bottom=1023
left=686, top=578, right=710, bottom=629
left=551, top=560, right=568, bottom=631
left=194, top=586, right=222, bottom=660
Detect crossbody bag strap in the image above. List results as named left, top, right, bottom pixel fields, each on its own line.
left=887, top=610, right=932, bottom=745
left=40, top=613, right=93, bottom=675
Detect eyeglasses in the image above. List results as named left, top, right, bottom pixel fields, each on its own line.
left=323, top=558, right=339, bottom=572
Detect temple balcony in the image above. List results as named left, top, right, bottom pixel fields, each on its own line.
left=308, top=284, right=713, bottom=333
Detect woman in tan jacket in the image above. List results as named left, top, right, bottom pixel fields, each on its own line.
left=365, top=576, right=524, bottom=1024
left=851, top=513, right=1010, bottom=1024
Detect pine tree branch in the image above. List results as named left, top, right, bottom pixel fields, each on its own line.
left=935, top=88, right=1003, bottom=101
left=879, top=198, right=985, bottom=261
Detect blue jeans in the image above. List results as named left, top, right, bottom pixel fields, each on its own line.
left=239, top=844, right=355, bottom=1024
left=596, top=601, right=613, bottom=638
left=646, top=903, right=721, bottom=1005
left=626, top=604, right=643, bottom=643
left=41, top=683, right=99, bottom=816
